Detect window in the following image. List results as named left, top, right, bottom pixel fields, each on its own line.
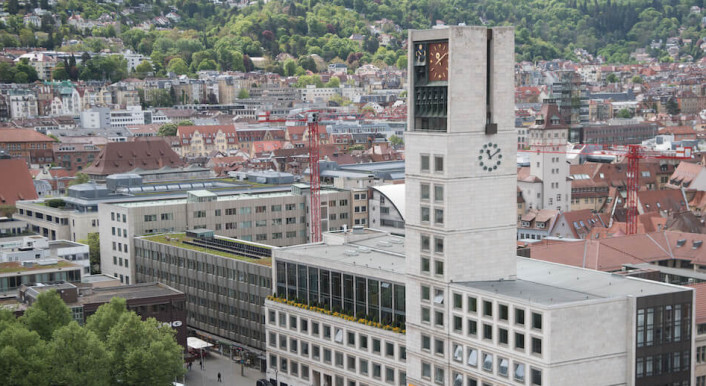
left=515, top=332, right=525, bottom=350
left=360, top=334, right=368, bottom=350
left=468, top=319, right=477, bottom=337
left=256, top=205, right=266, bottom=213
left=468, top=297, right=477, bottom=313
left=421, top=183, right=430, bottom=200
left=422, top=334, right=431, bottom=351
left=334, top=328, right=343, bottom=343
left=360, top=359, right=369, bottom=375
left=483, top=301, right=492, bottom=317
left=421, top=257, right=430, bottom=273
left=435, top=237, right=444, bottom=254
left=453, top=344, right=463, bottom=362
left=347, top=331, right=355, bottom=346
left=515, top=308, right=525, bottom=325
left=531, top=337, right=542, bottom=355
left=422, top=362, right=431, bottom=379
left=421, top=155, right=430, bottom=172
left=434, top=367, right=444, bottom=385
left=421, top=207, right=430, bottom=222
left=422, top=307, right=430, bottom=323
left=373, top=338, right=381, bottom=354
left=483, top=324, right=492, bottom=340
left=435, top=311, right=444, bottom=326
left=386, top=342, right=394, bottom=357
left=434, top=209, right=444, bottom=224
left=453, top=315, right=462, bottom=332
left=482, top=353, right=493, bottom=372
left=498, top=357, right=509, bottom=377
left=531, top=368, right=542, bottom=385
left=499, top=328, right=508, bottom=345
left=467, top=348, right=478, bottom=367
left=434, top=260, right=444, bottom=275
left=421, top=235, right=431, bottom=251
left=514, top=363, right=525, bottom=382
left=434, top=339, right=444, bottom=356
left=335, top=352, right=343, bottom=367
left=373, top=363, right=382, bottom=379
left=323, top=348, right=331, bottom=364
left=434, top=289, right=444, bottom=304
left=323, top=325, right=331, bottom=339
left=499, top=304, right=509, bottom=320
left=347, top=355, right=356, bottom=371
left=271, top=205, right=282, bottom=212
left=422, top=285, right=431, bottom=301
left=434, top=156, right=444, bottom=172
left=434, top=185, right=443, bottom=202
left=453, top=293, right=462, bottom=309
left=532, top=312, right=542, bottom=330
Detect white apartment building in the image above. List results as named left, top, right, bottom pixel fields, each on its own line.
left=264, top=26, right=695, bottom=386
left=10, top=91, right=39, bottom=119
left=0, top=235, right=90, bottom=275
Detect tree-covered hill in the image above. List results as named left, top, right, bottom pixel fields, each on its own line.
left=2, top=0, right=706, bottom=80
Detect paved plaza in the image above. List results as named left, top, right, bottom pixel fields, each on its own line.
left=182, top=352, right=266, bottom=386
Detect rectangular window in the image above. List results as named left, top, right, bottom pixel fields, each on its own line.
left=468, top=297, right=477, bottom=313
left=421, top=207, right=430, bottom=222
left=515, top=332, right=525, bottom=350
left=532, top=337, right=542, bottom=355
left=515, top=308, right=525, bottom=325
left=483, top=301, right=492, bottom=317
left=434, top=156, right=444, bottom=172
left=434, top=185, right=443, bottom=202
left=421, top=183, right=430, bottom=200
left=256, top=206, right=266, bottom=213
left=499, top=328, right=508, bottom=345
left=532, top=312, right=542, bottom=330
left=499, top=304, right=508, bottom=320
left=531, top=368, right=542, bottom=385
left=468, top=319, right=477, bottom=337
left=421, top=155, right=430, bottom=172
left=434, top=209, right=444, bottom=224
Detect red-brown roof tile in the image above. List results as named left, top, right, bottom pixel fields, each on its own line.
left=0, top=159, right=37, bottom=205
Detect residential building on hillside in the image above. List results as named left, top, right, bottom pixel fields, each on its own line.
left=176, top=124, right=239, bottom=157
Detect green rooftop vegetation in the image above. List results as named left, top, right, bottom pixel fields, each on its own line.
left=0, top=260, right=75, bottom=274
left=142, top=234, right=272, bottom=266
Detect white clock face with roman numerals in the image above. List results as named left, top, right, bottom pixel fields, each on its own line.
left=478, top=142, right=502, bottom=172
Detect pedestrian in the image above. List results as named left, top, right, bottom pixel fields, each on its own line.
left=217, top=372, right=222, bottom=382
left=188, top=361, right=192, bottom=370
left=200, top=359, right=203, bottom=370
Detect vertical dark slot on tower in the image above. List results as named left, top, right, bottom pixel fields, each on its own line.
left=485, top=29, right=497, bottom=135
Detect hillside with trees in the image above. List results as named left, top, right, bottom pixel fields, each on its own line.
left=1, top=0, right=706, bottom=81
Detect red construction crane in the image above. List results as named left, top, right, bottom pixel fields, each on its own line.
left=255, top=111, right=323, bottom=243
left=307, top=112, right=322, bottom=243
left=521, top=144, right=693, bottom=235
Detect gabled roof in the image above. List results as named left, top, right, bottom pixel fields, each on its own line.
left=637, top=189, right=686, bottom=213
left=0, top=159, right=37, bottom=205
left=83, top=139, right=184, bottom=177
left=0, top=128, right=54, bottom=143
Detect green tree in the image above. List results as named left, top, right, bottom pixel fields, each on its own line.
left=106, top=312, right=185, bottom=386
left=157, top=123, right=178, bottom=136
left=69, top=173, right=90, bottom=186
left=134, top=61, right=153, bottom=79
left=606, top=73, right=618, bottom=83
left=85, top=297, right=128, bottom=341
left=20, top=290, right=72, bottom=341
left=0, top=322, right=50, bottom=385
left=666, top=98, right=680, bottom=115
left=78, top=233, right=101, bottom=274
left=47, top=322, right=110, bottom=386
left=177, top=120, right=194, bottom=126
left=325, top=76, right=340, bottom=88
left=388, top=135, right=404, bottom=146
left=396, top=55, right=407, bottom=69
left=52, top=63, right=69, bottom=81
left=238, top=88, right=250, bottom=99
left=167, top=58, right=189, bottom=75
left=283, top=59, right=297, bottom=76
left=616, top=109, right=632, bottom=118
left=631, top=76, right=643, bottom=84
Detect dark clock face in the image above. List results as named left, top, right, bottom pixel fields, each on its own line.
left=478, top=142, right=502, bottom=172
left=428, top=42, right=448, bottom=81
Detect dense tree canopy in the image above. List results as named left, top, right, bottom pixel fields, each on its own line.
left=0, top=293, right=185, bottom=386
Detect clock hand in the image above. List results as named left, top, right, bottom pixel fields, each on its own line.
left=435, top=52, right=448, bottom=65
left=490, top=149, right=501, bottom=158
left=486, top=150, right=492, bottom=159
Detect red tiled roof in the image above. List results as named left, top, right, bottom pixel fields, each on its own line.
left=0, top=128, right=54, bottom=143
left=83, top=139, right=184, bottom=177
left=0, top=159, right=37, bottom=205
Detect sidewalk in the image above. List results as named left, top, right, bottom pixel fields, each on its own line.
left=182, top=352, right=266, bottom=386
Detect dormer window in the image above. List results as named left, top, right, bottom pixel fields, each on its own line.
left=536, top=221, right=546, bottom=229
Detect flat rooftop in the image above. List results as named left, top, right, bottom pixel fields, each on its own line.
left=457, top=258, right=689, bottom=307
left=139, top=233, right=272, bottom=266
left=276, top=230, right=406, bottom=277
left=78, top=282, right=183, bottom=304
left=0, top=260, right=80, bottom=274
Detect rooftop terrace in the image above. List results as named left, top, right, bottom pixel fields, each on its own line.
left=140, top=233, right=272, bottom=266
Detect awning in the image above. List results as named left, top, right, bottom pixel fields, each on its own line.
left=187, top=337, right=213, bottom=350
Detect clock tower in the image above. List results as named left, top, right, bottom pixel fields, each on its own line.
left=406, top=26, right=517, bottom=284
left=405, top=26, right=516, bottom=385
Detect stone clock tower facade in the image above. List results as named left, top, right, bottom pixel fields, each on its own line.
left=405, top=26, right=517, bottom=385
